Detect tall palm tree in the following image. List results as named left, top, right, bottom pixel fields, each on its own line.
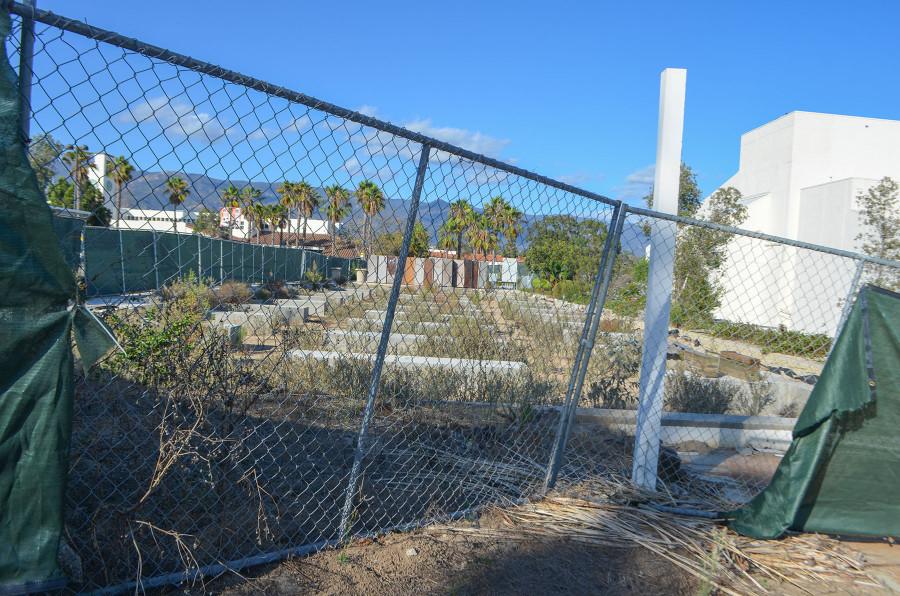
left=245, top=202, right=264, bottom=243
left=437, top=223, right=457, bottom=259
left=221, top=183, right=241, bottom=238
left=501, top=203, right=524, bottom=256
left=268, top=204, right=288, bottom=246
left=467, top=215, right=498, bottom=259
left=165, top=175, right=190, bottom=233
left=107, top=155, right=133, bottom=225
left=240, top=186, right=261, bottom=241
left=276, top=181, right=297, bottom=245
left=483, top=196, right=510, bottom=263
left=446, top=199, right=476, bottom=258
left=295, top=181, right=321, bottom=248
left=356, top=179, right=385, bottom=259
left=325, top=184, right=350, bottom=256
left=62, top=144, right=93, bottom=211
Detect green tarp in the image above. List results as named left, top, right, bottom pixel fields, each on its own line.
left=0, top=10, right=114, bottom=593
left=729, top=284, right=900, bottom=539
left=81, top=228, right=360, bottom=296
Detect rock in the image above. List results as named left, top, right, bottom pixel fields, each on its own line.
left=405, top=547, right=418, bottom=557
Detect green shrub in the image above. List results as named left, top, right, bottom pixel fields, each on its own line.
left=704, top=321, right=831, bottom=359
left=254, top=287, right=272, bottom=301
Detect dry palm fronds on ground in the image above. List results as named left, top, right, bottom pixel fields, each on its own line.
left=431, top=494, right=880, bottom=595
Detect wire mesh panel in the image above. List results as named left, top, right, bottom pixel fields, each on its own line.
left=558, top=208, right=883, bottom=511
left=6, top=3, right=900, bottom=592
left=332, top=149, right=618, bottom=538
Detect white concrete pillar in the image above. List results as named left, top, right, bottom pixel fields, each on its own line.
left=632, top=68, right=686, bottom=490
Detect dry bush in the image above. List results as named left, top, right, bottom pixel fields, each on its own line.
left=210, top=280, right=252, bottom=306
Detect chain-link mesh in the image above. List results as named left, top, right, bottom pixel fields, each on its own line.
left=5, top=4, right=900, bottom=591
left=6, top=7, right=620, bottom=591
left=559, top=208, right=899, bottom=512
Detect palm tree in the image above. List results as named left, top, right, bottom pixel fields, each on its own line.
left=467, top=215, right=498, bottom=259
left=240, top=186, right=261, bottom=241
left=483, top=196, right=511, bottom=263
left=165, top=175, right=190, bottom=233
left=325, top=184, right=350, bottom=256
left=62, top=144, right=93, bottom=211
left=356, top=179, right=385, bottom=259
left=446, top=199, right=476, bottom=258
left=107, top=155, right=133, bottom=225
left=222, top=183, right=241, bottom=238
left=245, top=202, right=265, bottom=243
left=437, top=223, right=457, bottom=259
left=295, top=181, right=321, bottom=248
left=268, top=204, right=288, bottom=246
left=277, top=181, right=297, bottom=245
left=501, top=203, right=524, bottom=256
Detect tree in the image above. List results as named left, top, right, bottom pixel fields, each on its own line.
left=221, top=183, right=241, bottom=239
left=240, top=186, right=261, bottom=241
left=276, top=181, right=297, bottom=244
left=856, top=177, right=899, bottom=262
left=524, top=215, right=608, bottom=285
left=643, top=163, right=702, bottom=217
left=268, top=204, right=288, bottom=246
left=164, top=175, right=190, bottom=233
left=356, top=179, right=385, bottom=259
left=46, top=178, right=74, bottom=209
left=670, top=186, right=748, bottom=326
left=62, top=144, right=93, bottom=211
left=483, top=196, right=509, bottom=262
left=374, top=222, right=430, bottom=257
left=467, top=215, right=498, bottom=258
left=27, top=132, right=63, bottom=192
left=246, top=202, right=266, bottom=243
left=436, top=222, right=457, bottom=258
left=107, top=155, right=134, bottom=224
left=295, top=181, right=321, bottom=248
left=192, top=209, right=221, bottom=237
left=80, top=184, right=111, bottom=227
left=445, top=199, right=476, bottom=257
left=501, top=203, right=524, bottom=257
left=325, top=184, right=351, bottom=256
left=47, top=178, right=109, bottom=226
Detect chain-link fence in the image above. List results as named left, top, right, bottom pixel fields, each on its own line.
left=4, top=2, right=900, bottom=592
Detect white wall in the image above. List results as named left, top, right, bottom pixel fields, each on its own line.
left=114, top=208, right=190, bottom=233
left=709, top=112, right=900, bottom=335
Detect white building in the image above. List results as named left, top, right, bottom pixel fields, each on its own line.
left=709, top=111, right=900, bottom=335
left=218, top=207, right=333, bottom=240
left=114, top=207, right=191, bottom=233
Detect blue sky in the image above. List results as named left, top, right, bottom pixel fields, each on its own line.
left=33, top=0, right=900, bottom=205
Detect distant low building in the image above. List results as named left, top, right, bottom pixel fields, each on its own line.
left=708, top=111, right=900, bottom=334
left=218, top=206, right=335, bottom=243
left=113, top=207, right=191, bottom=233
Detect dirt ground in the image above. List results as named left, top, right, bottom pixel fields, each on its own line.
left=190, top=508, right=900, bottom=596
left=203, top=509, right=700, bottom=596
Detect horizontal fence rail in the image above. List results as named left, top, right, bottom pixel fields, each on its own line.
left=4, top=2, right=899, bottom=593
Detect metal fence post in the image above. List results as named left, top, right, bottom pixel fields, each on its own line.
left=543, top=204, right=625, bottom=491
left=118, top=228, right=126, bottom=294
left=152, top=231, right=159, bottom=290
left=17, top=0, right=36, bottom=143
left=632, top=68, right=686, bottom=490
left=338, top=142, right=432, bottom=540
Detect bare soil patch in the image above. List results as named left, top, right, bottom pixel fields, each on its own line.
left=206, top=508, right=698, bottom=596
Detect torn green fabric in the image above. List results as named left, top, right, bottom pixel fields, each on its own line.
left=0, top=8, right=115, bottom=594
left=728, top=285, right=900, bottom=539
